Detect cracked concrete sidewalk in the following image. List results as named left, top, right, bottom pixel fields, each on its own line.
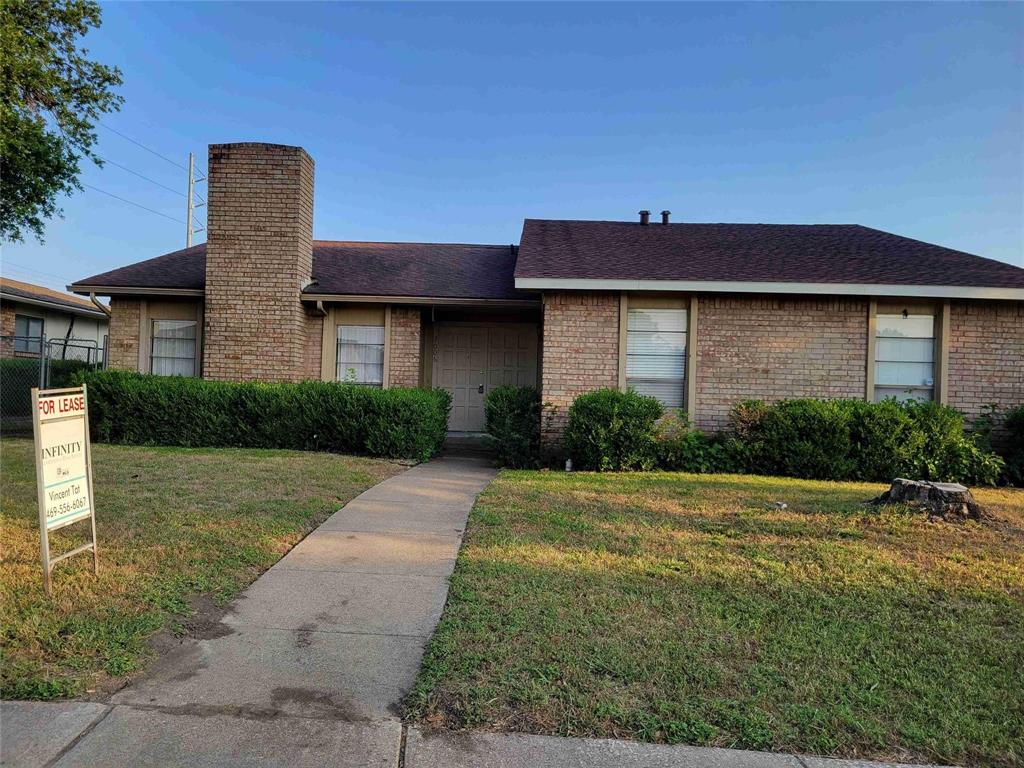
left=1, top=455, right=947, bottom=768
left=0, top=701, right=949, bottom=768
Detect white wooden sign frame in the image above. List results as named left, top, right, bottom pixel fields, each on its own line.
left=31, top=384, right=99, bottom=595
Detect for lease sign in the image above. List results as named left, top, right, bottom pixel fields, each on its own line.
left=35, top=391, right=92, bottom=530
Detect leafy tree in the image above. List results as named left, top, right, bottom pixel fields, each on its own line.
left=1, top=0, right=123, bottom=242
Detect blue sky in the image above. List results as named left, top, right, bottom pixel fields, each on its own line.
left=4, top=2, right=1022, bottom=293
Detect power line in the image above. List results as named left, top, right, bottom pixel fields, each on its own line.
left=98, top=157, right=185, bottom=198
left=98, top=122, right=188, bottom=172
left=2, top=261, right=75, bottom=284
left=83, top=184, right=185, bottom=225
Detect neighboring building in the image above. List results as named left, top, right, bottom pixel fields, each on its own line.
left=70, top=143, right=1024, bottom=447
left=1, top=278, right=109, bottom=360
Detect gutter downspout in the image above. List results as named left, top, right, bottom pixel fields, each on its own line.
left=90, top=293, right=111, bottom=317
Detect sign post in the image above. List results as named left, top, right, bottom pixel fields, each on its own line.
left=31, top=385, right=99, bottom=595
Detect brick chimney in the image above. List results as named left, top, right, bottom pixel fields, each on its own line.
left=202, top=143, right=314, bottom=381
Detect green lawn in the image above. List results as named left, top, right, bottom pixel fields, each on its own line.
left=409, top=471, right=1024, bottom=767
left=0, top=437, right=402, bottom=699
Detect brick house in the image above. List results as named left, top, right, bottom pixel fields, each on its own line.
left=70, top=142, right=1024, bottom=448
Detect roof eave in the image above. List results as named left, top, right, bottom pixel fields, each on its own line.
left=0, top=291, right=109, bottom=318
left=514, top=277, right=1024, bottom=301
left=68, top=285, right=205, bottom=298
left=301, top=292, right=540, bottom=307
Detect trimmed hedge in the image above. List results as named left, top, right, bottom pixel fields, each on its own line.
left=723, top=398, right=1004, bottom=485
left=76, top=370, right=451, bottom=461
left=565, top=388, right=663, bottom=471
left=484, top=386, right=541, bottom=468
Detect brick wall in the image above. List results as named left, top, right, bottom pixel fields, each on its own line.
left=0, top=301, right=15, bottom=337
left=202, top=143, right=314, bottom=382
left=947, top=300, right=1024, bottom=421
left=694, top=295, right=868, bottom=431
left=388, top=307, right=422, bottom=387
left=540, top=292, right=620, bottom=448
left=0, top=302, right=14, bottom=354
left=107, top=297, right=141, bottom=371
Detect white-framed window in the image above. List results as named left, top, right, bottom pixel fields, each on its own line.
left=874, top=313, right=935, bottom=402
left=337, top=325, right=384, bottom=386
left=14, top=314, right=44, bottom=353
left=626, top=307, right=687, bottom=408
left=151, top=320, right=197, bottom=376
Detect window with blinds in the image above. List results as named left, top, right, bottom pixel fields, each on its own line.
left=337, top=325, right=384, bottom=386
left=874, top=313, right=935, bottom=402
left=14, top=314, right=44, bottom=353
left=151, top=320, right=197, bottom=376
left=626, top=307, right=687, bottom=409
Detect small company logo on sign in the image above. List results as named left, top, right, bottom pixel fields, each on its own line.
left=32, top=386, right=99, bottom=594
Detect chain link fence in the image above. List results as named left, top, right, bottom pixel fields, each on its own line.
left=1, top=336, right=105, bottom=433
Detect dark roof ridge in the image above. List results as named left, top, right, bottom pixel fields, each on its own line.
left=522, top=217, right=864, bottom=227
left=313, top=239, right=510, bottom=248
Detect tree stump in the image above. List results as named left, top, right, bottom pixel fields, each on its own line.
left=870, top=478, right=985, bottom=522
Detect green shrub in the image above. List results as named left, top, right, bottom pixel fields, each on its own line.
left=484, top=386, right=540, bottom=468
left=902, top=400, right=1004, bottom=485
left=1003, top=405, right=1024, bottom=487
left=49, top=359, right=94, bottom=388
left=723, top=397, right=1004, bottom=485
left=654, top=412, right=732, bottom=473
left=76, top=370, right=451, bottom=461
left=846, top=399, right=923, bottom=481
left=564, top=388, right=663, bottom=471
left=734, top=399, right=856, bottom=480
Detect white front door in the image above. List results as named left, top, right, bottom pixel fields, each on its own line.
left=433, top=323, right=538, bottom=432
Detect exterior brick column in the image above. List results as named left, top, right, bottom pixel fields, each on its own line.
left=539, top=291, right=620, bottom=450
left=388, top=307, right=422, bottom=387
left=0, top=302, right=15, bottom=336
left=202, top=143, right=314, bottom=382
left=303, top=308, right=324, bottom=381
left=107, top=297, right=142, bottom=371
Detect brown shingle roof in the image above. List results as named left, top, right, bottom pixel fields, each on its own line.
left=71, top=222, right=1024, bottom=299
left=515, top=220, right=1024, bottom=289
left=0, top=278, right=108, bottom=315
left=71, top=241, right=533, bottom=301
left=308, top=241, right=529, bottom=300
left=72, top=245, right=207, bottom=291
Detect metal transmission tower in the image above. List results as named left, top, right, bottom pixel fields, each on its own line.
left=186, top=152, right=207, bottom=247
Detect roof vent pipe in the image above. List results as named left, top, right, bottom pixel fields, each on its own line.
left=661, top=210, right=671, bottom=225
left=639, top=210, right=650, bottom=226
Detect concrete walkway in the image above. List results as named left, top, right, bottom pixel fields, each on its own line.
left=2, top=456, right=496, bottom=767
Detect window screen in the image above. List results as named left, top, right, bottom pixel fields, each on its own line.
left=151, top=320, right=197, bottom=376
left=874, top=313, right=934, bottom=402
left=337, top=325, right=385, bottom=386
left=14, top=315, right=44, bottom=353
left=626, top=308, right=687, bottom=409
